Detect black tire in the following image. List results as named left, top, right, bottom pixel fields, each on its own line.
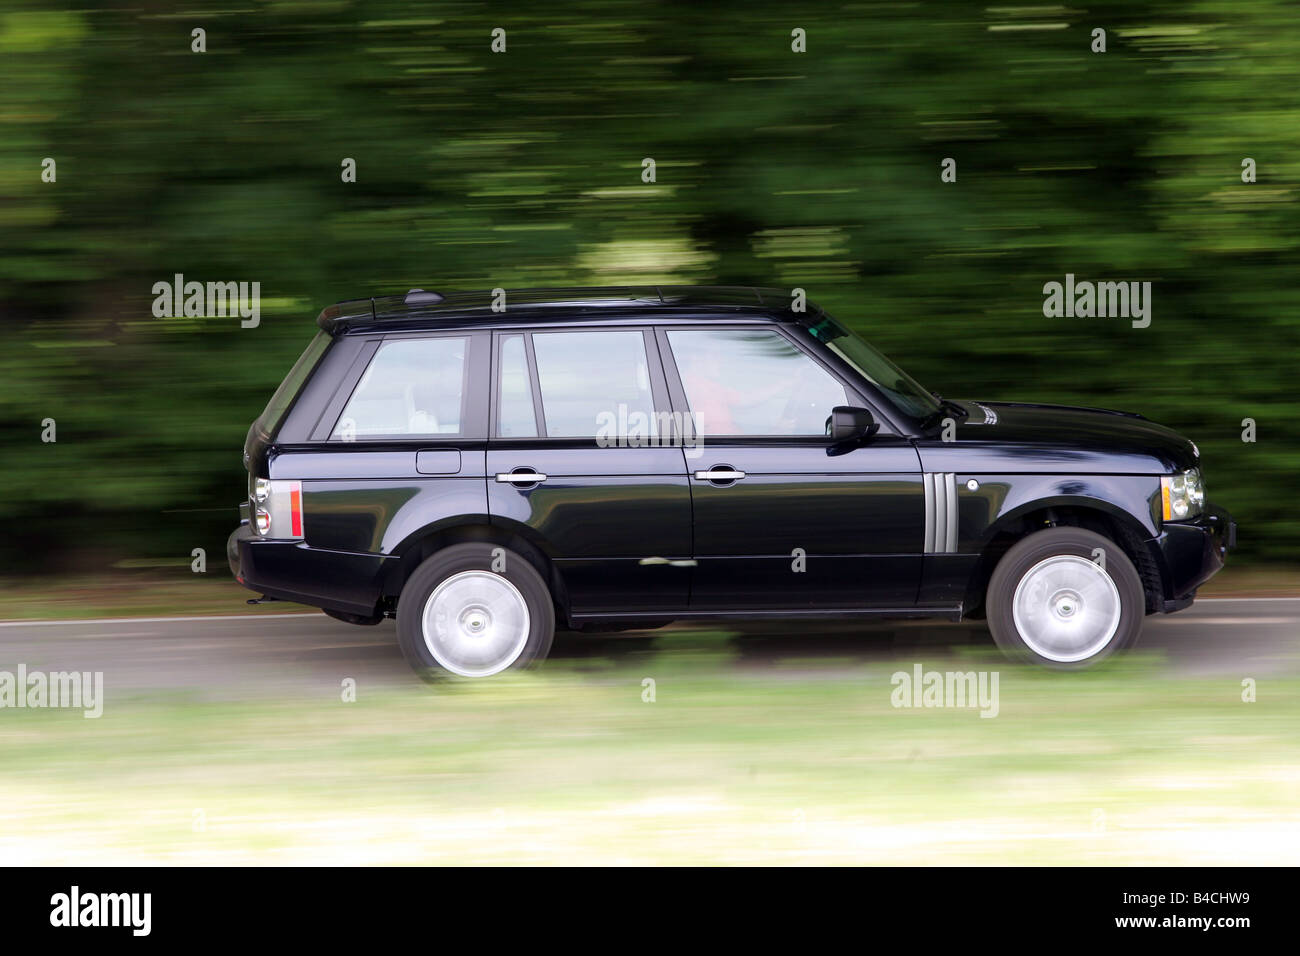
left=396, top=543, right=555, bottom=679
left=986, top=527, right=1144, bottom=668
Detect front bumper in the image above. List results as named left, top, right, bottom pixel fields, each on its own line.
left=1149, top=502, right=1235, bottom=612
left=227, top=521, right=394, bottom=617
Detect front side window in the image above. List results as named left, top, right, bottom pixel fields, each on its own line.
left=332, top=336, right=467, bottom=438
left=667, top=328, right=847, bottom=436
left=532, top=330, right=656, bottom=438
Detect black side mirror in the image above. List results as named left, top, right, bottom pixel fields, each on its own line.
left=828, top=405, right=879, bottom=443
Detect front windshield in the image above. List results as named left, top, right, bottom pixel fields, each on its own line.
left=806, top=315, right=941, bottom=421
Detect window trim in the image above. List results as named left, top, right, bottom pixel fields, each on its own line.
left=492, top=331, right=542, bottom=440
left=655, top=324, right=899, bottom=441
left=306, top=337, right=380, bottom=442
left=524, top=331, right=548, bottom=437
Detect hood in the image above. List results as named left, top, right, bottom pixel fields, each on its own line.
left=920, top=400, right=1199, bottom=475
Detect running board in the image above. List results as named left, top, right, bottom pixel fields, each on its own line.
left=570, top=605, right=964, bottom=624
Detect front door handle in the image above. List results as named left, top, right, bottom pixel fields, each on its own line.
left=694, top=468, right=746, bottom=482
left=496, top=469, right=548, bottom=483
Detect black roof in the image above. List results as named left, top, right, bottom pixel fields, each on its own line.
left=317, top=286, right=821, bottom=333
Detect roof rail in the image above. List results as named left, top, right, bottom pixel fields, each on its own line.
left=317, top=285, right=808, bottom=332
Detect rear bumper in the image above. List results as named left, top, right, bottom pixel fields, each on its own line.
left=1149, top=502, right=1235, bottom=612
left=227, top=522, right=393, bottom=617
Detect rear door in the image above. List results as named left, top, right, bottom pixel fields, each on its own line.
left=487, top=325, right=692, bottom=614
left=658, top=324, right=924, bottom=610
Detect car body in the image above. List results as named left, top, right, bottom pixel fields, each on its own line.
left=228, top=286, right=1235, bottom=676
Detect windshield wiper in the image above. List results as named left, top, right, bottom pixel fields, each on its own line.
left=924, top=393, right=969, bottom=429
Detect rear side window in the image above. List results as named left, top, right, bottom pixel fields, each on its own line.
left=498, top=334, right=538, bottom=438
left=531, top=330, right=656, bottom=438
left=332, top=336, right=468, bottom=439
left=257, top=331, right=331, bottom=435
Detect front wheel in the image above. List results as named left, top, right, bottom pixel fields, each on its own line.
left=397, top=543, right=555, bottom=679
left=986, top=527, right=1144, bottom=668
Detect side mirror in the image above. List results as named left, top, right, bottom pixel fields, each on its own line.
left=828, top=405, right=879, bottom=443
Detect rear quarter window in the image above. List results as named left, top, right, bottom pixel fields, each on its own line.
left=332, top=336, right=470, bottom=439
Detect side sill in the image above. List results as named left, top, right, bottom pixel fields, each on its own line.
left=570, top=605, right=964, bottom=624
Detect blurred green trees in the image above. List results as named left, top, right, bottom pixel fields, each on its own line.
left=1, top=1, right=1297, bottom=569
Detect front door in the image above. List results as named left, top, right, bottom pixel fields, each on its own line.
left=659, top=326, right=924, bottom=610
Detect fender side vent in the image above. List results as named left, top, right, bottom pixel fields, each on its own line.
left=923, top=472, right=958, bottom=554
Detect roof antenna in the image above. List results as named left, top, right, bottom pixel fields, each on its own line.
left=405, top=288, right=445, bottom=306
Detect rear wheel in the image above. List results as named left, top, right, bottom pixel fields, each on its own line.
left=986, top=527, right=1143, bottom=667
left=397, top=543, right=554, bottom=679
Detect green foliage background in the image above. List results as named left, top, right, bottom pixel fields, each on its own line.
left=1, top=1, right=1296, bottom=570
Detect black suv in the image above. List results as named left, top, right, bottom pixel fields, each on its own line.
left=229, top=287, right=1235, bottom=677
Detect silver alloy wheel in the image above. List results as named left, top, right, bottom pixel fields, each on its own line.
left=421, top=570, right=531, bottom=677
left=1010, top=554, right=1122, bottom=663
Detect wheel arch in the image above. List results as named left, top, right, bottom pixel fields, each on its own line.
left=964, top=495, right=1163, bottom=619
left=381, top=519, right=571, bottom=620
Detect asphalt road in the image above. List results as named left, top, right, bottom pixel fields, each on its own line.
left=1, top=598, right=1295, bottom=696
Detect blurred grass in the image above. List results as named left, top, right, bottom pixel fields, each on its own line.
left=0, top=652, right=1295, bottom=864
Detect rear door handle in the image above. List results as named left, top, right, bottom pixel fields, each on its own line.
left=496, top=469, right=548, bottom=483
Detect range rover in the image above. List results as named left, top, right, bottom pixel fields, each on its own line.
left=228, top=287, right=1235, bottom=677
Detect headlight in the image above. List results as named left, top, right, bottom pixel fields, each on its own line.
left=1161, top=468, right=1204, bottom=521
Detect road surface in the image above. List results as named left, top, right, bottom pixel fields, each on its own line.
left=0, top=598, right=1295, bottom=695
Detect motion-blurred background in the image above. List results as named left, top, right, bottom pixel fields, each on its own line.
left=3, top=0, right=1298, bottom=576
left=2, top=0, right=1299, bottom=869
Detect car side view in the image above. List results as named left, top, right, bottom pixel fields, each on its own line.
left=228, top=287, right=1235, bottom=677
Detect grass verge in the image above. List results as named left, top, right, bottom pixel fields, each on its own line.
left=1, top=647, right=1294, bottom=865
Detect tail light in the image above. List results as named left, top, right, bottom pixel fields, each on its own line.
left=251, top=479, right=304, bottom=540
